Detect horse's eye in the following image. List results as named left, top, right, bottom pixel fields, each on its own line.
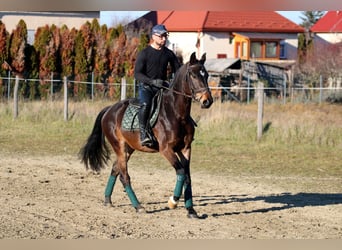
left=200, top=70, right=205, bottom=77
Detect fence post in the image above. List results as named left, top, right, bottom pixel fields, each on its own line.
left=64, top=76, right=68, bottom=121
left=13, top=75, right=19, bottom=119
left=319, top=75, right=323, bottom=104
left=257, top=81, right=264, bottom=141
left=91, top=71, right=94, bottom=101
left=121, top=77, right=126, bottom=101
left=247, top=75, right=250, bottom=104
left=7, top=70, right=11, bottom=99
left=50, top=72, right=53, bottom=102
left=283, top=73, right=286, bottom=105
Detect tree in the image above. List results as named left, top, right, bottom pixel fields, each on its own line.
left=92, top=20, right=109, bottom=84
left=298, top=11, right=325, bottom=63
left=9, top=19, right=27, bottom=74
left=60, top=25, right=76, bottom=78
left=0, top=21, right=9, bottom=76
left=34, top=24, right=61, bottom=99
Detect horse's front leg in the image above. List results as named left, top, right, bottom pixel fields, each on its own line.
left=162, top=147, right=199, bottom=219
left=177, top=147, right=199, bottom=219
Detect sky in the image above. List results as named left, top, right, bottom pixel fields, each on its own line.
left=100, top=11, right=305, bottom=27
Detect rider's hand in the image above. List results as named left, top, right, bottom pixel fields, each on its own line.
left=149, top=79, right=164, bottom=88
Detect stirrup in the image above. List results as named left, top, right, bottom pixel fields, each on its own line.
left=141, top=137, right=153, bottom=147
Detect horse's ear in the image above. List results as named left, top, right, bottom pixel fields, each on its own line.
left=189, top=52, right=197, bottom=65
left=199, top=53, right=206, bottom=64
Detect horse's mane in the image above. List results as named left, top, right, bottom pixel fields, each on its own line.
left=169, top=62, right=189, bottom=88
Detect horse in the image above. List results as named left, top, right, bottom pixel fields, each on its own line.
left=80, top=52, right=213, bottom=218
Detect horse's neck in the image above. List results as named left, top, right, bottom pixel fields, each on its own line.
left=163, top=85, right=192, bottom=119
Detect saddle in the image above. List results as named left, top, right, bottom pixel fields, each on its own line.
left=122, top=90, right=163, bottom=131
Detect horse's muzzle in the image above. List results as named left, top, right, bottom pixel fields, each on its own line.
left=200, top=91, right=213, bottom=109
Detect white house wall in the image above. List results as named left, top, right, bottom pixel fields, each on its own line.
left=315, top=33, right=342, bottom=44
left=283, top=34, right=299, bottom=60
left=168, top=31, right=299, bottom=61
left=167, top=32, right=200, bottom=63
left=202, top=32, right=233, bottom=59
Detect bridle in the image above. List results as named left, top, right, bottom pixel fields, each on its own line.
left=163, top=63, right=210, bottom=102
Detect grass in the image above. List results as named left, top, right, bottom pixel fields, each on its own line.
left=1, top=99, right=341, bottom=191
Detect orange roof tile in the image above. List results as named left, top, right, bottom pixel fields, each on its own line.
left=140, top=11, right=304, bottom=33
left=204, top=11, right=304, bottom=33
left=311, top=11, right=342, bottom=32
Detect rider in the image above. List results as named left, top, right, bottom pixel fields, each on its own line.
left=134, top=24, right=181, bottom=147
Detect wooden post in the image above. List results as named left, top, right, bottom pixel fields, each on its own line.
left=283, top=73, right=286, bottom=105
left=319, top=75, right=323, bottom=104
left=64, top=76, right=68, bottom=121
left=257, top=81, right=264, bottom=141
left=7, top=70, right=11, bottom=99
left=50, top=72, right=53, bottom=102
left=13, top=75, right=19, bottom=119
left=91, top=71, right=94, bottom=101
left=121, top=77, right=126, bottom=101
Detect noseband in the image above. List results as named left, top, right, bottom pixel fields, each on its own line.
left=162, top=63, right=210, bottom=101
left=184, top=64, right=210, bottom=102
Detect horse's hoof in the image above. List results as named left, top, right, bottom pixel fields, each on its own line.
left=104, top=196, right=113, bottom=207
left=135, top=205, right=146, bottom=214
left=187, top=207, right=199, bottom=219
left=168, top=196, right=178, bottom=209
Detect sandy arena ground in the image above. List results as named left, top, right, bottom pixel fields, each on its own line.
left=0, top=154, right=341, bottom=239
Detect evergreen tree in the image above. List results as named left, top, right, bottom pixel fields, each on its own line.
left=34, top=24, right=60, bottom=99
left=9, top=19, right=27, bottom=74
left=299, top=11, right=325, bottom=30
left=298, top=11, right=325, bottom=63
left=25, top=44, right=39, bottom=100
left=0, top=21, right=9, bottom=75
left=0, top=21, right=9, bottom=99
left=92, top=20, right=109, bottom=88
left=60, top=25, right=76, bottom=78
left=73, top=29, right=88, bottom=99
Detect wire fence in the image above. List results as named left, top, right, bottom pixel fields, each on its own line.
left=1, top=74, right=342, bottom=104
left=0, top=73, right=137, bottom=103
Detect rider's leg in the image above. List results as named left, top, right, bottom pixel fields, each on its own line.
left=138, top=83, right=153, bottom=146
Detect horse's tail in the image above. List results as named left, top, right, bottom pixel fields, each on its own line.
left=79, top=105, right=112, bottom=172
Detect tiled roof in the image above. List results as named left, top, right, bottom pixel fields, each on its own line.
left=140, top=11, right=304, bottom=33
left=204, top=11, right=303, bottom=32
left=311, top=11, right=342, bottom=32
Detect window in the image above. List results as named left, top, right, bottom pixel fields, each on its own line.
left=242, top=42, right=247, bottom=57
left=250, top=42, right=262, bottom=58
left=265, top=42, right=277, bottom=58
left=279, top=42, right=286, bottom=58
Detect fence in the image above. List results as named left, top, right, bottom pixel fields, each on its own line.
left=1, top=75, right=135, bottom=121
left=1, top=74, right=341, bottom=120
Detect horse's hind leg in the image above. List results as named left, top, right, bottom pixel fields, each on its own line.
left=111, top=144, right=145, bottom=213
left=118, top=149, right=146, bottom=213
left=104, top=160, right=119, bottom=206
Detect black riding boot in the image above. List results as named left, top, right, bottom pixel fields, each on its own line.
left=138, top=104, right=152, bottom=147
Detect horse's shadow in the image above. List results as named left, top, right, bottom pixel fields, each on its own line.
left=115, top=192, right=342, bottom=219
left=194, top=192, right=342, bottom=217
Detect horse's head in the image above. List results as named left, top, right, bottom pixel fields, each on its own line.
left=186, top=52, right=213, bottom=109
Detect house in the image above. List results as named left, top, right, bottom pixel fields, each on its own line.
left=128, top=11, right=304, bottom=62
left=0, top=11, right=99, bottom=44
left=311, top=11, right=342, bottom=92
left=128, top=11, right=304, bottom=101
left=311, top=11, right=342, bottom=44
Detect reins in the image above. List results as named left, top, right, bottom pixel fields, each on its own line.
left=161, top=63, right=209, bottom=101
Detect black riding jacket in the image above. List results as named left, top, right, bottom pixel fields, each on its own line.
left=134, top=45, right=181, bottom=84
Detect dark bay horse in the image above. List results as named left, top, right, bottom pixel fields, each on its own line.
left=80, top=52, right=213, bottom=218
